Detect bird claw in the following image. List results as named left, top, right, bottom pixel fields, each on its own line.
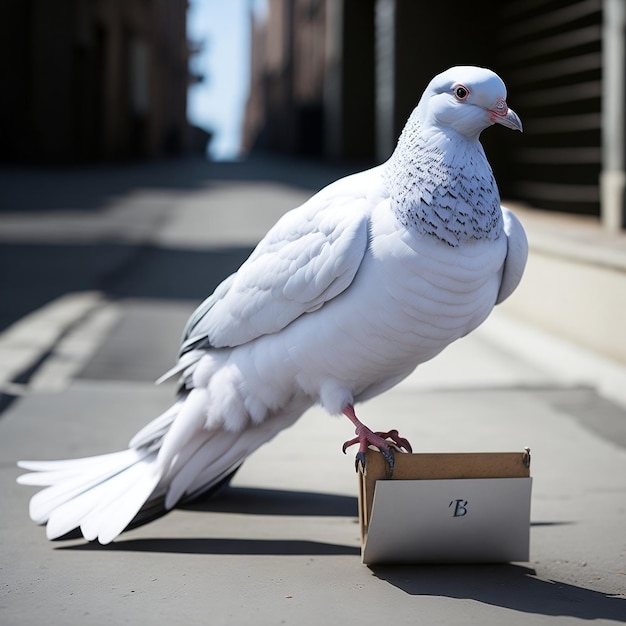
left=354, top=451, right=367, bottom=474
left=343, top=428, right=411, bottom=478
left=353, top=447, right=395, bottom=477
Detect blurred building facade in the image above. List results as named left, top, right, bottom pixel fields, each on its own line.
left=243, top=0, right=625, bottom=229
left=0, top=0, right=191, bottom=163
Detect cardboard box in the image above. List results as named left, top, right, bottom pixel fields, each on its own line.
left=358, top=449, right=532, bottom=565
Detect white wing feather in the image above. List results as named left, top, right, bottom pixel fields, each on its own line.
left=180, top=195, right=370, bottom=351
left=496, top=206, right=528, bottom=305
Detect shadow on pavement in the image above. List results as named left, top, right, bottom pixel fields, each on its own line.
left=57, top=537, right=360, bottom=557
left=0, top=242, right=252, bottom=332
left=48, top=487, right=359, bottom=555
left=51, top=487, right=360, bottom=557
left=371, top=564, right=626, bottom=622
left=103, top=245, right=252, bottom=300
left=181, top=486, right=358, bottom=518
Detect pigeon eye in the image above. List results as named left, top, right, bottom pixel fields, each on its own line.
left=454, top=85, right=470, bottom=101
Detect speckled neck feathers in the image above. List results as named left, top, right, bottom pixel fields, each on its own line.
left=383, top=110, right=502, bottom=247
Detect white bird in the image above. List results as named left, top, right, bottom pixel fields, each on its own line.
left=18, top=66, right=527, bottom=544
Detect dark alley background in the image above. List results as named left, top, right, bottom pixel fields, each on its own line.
left=0, top=1, right=606, bottom=215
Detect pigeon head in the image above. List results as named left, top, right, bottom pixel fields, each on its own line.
left=417, top=66, right=522, bottom=140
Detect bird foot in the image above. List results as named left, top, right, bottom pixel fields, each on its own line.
left=341, top=409, right=412, bottom=479
left=343, top=428, right=412, bottom=477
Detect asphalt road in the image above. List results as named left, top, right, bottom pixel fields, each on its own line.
left=1, top=155, right=624, bottom=625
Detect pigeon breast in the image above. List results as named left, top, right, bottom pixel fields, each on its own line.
left=384, top=110, right=502, bottom=247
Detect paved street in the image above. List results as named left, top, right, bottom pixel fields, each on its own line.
left=1, top=155, right=625, bottom=625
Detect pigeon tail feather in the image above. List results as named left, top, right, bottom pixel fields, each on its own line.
left=17, top=397, right=304, bottom=544
left=18, top=447, right=163, bottom=542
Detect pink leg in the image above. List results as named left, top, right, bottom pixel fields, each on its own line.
left=341, top=404, right=412, bottom=476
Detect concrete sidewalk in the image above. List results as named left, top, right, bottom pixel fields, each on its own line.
left=0, top=156, right=625, bottom=625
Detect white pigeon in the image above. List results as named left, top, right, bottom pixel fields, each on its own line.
left=18, top=66, right=527, bottom=544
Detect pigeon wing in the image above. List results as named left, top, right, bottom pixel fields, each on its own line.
left=496, top=206, right=528, bottom=305
left=180, top=195, right=370, bottom=352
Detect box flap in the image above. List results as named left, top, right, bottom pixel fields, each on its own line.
left=362, top=477, right=532, bottom=564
